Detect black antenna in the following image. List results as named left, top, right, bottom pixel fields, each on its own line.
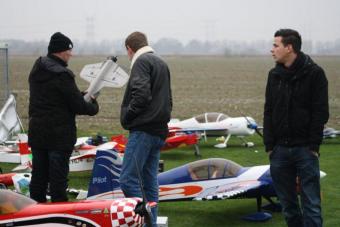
left=133, top=155, right=148, bottom=203
left=108, top=56, right=118, bottom=62
left=133, top=155, right=152, bottom=226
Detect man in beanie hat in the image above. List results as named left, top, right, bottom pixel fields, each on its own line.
left=28, top=32, right=99, bottom=203
left=48, top=32, right=73, bottom=54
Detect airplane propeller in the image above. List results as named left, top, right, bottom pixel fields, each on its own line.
left=244, top=116, right=263, bottom=138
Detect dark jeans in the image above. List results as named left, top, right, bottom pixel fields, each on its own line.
left=119, top=131, right=164, bottom=227
left=270, top=145, right=322, bottom=227
left=29, top=148, right=71, bottom=202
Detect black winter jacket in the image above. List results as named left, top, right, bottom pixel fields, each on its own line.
left=120, top=52, right=172, bottom=139
left=263, top=52, right=329, bottom=153
left=28, top=54, right=99, bottom=151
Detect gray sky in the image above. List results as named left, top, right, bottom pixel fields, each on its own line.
left=1, top=0, right=339, bottom=43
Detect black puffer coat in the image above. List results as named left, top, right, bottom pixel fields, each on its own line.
left=263, top=52, right=329, bottom=153
left=28, top=54, right=99, bottom=151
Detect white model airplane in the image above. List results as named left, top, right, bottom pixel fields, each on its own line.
left=0, top=94, right=25, bottom=163
left=80, top=56, right=129, bottom=102
left=168, top=112, right=263, bottom=148
left=0, top=94, right=23, bottom=144
left=323, top=127, right=340, bottom=139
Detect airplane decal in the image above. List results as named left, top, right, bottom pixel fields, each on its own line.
left=159, top=185, right=203, bottom=197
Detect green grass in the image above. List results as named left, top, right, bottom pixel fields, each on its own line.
left=2, top=135, right=339, bottom=227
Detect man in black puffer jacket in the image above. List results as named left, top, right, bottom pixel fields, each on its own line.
left=28, top=32, right=99, bottom=203
left=264, top=29, right=328, bottom=227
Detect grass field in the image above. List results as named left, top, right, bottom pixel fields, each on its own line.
left=2, top=55, right=340, bottom=226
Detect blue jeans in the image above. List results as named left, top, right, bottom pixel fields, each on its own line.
left=29, top=149, right=71, bottom=202
left=119, top=131, right=164, bottom=227
left=270, top=145, right=322, bottom=227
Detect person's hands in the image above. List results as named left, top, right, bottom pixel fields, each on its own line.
left=267, top=150, right=273, bottom=156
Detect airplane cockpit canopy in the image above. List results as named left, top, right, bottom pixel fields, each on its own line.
left=194, top=112, right=229, bottom=123
left=0, top=190, right=36, bottom=215
left=188, top=158, right=243, bottom=181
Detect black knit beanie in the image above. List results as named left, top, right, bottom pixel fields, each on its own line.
left=48, top=32, right=73, bottom=54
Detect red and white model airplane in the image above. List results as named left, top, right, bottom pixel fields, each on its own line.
left=168, top=112, right=263, bottom=149
left=12, top=140, right=121, bottom=172
left=110, top=133, right=200, bottom=155
left=0, top=188, right=155, bottom=226
left=13, top=131, right=199, bottom=172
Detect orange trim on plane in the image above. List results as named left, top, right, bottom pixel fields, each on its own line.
left=159, top=185, right=203, bottom=196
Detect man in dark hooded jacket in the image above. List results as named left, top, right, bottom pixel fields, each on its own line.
left=28, top=32, right=99, bottom=202
left=264, top=29, right=328, bottom=227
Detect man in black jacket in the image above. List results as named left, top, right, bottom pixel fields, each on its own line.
left=264, top=29, right=328, bottom=227
left=28, top=32, right=99, bottom=202
left=119, top=31, right=172, bottom=227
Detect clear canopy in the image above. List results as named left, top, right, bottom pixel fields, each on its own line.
left=0, top=189, right=36, bottom=214
left=194, top=112, right=229, bottom=123
left=187, top=158, right=242, bottom=180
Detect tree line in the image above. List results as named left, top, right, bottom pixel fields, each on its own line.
left=2, top=38, right=340, bottom=56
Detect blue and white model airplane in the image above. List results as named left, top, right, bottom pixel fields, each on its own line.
left=81, top=149, right=326, bottom=222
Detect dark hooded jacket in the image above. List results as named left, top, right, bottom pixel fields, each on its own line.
left=120, top=52, right=172, bottom=140
left=263, top=52, right=329, bottom=153
left=28, top=54, right=99, bottom=151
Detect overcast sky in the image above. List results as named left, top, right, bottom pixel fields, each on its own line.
left=1, top=0, right=339, bottom=43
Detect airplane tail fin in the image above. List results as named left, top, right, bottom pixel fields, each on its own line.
left=12, top=134, right=32, bottom=172
left=86, top=149, right=123, bottom=199
left=110, top=134, right=127, bottom=153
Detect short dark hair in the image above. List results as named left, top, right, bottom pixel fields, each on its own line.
left=125, top=31, right=148, bottom=52
left=274, top=29, right=302, bottom=53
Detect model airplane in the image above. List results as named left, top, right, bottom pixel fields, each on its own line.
left=12, top=140, right=121, bottom=172
left=110, top=132, right=200, bottom=155
left=0, top=94, right=23, bottom=144
left=0, top=188, right=155, bottom=226
left=83, top=149, right=326, bottom=221
left=80, top=56, right=129, bottom=102
left=323, top=127, right=340, bottom=139
left=168, top=112, right=263, bottom=148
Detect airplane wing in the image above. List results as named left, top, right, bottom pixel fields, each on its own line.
left=194, top=180, right=268, bottom=201
left=169, top=127, right=228, bottom=135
